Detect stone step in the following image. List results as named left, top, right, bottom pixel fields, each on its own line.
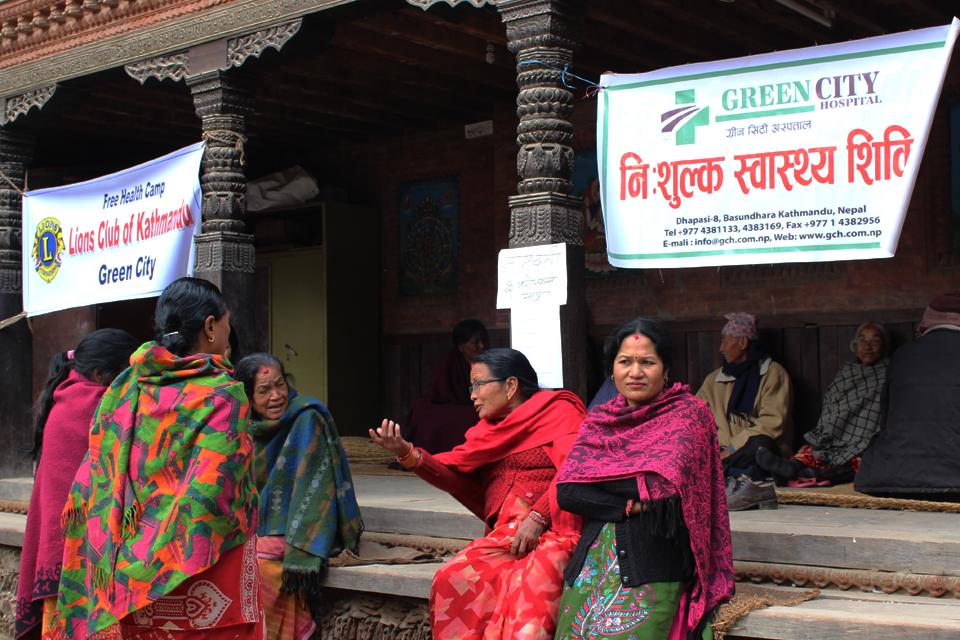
left=354, top=473, right=484, bottom=540
left=0, top=477, right=33, bottom=503
left=323, top=563, right=960, bottom=639
left=4, top=474, right=959, bottom=581
left=731, top=504, right=960, bottom=577
left=352, top=474, right=960, bottom=577
left=726, top=584, right=960, bottom=639
left=0, top=512, right=25, bottom=547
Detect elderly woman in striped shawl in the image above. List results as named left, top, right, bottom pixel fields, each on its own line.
left=236, top=352, right=362, bottom=640
left=756, top=321, right=889, bottom=486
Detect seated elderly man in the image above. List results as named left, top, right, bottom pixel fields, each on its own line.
left=697, top=313, right=794, bottom=484
left=856, top=293, right=960, bottom=501
left=757, top=321, right=889, bottom=486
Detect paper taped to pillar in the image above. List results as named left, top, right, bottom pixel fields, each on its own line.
left=22, top=142, right=204, bottom=316
left=497, top=243, right=566, bottom=388
left=496, top=243, right=567, bottom=308
left=598, top=19, right=959, bottom=269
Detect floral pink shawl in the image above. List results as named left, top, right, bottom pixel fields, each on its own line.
left=557, top=383, right=734, bottom=633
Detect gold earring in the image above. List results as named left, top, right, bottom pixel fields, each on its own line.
left=208, top=334, right=215, bottom=343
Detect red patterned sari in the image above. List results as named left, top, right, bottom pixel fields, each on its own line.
left=410, top=390, right=585, bottom=639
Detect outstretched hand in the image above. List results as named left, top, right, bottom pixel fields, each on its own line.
left=369, top=419, right=412, bottom=457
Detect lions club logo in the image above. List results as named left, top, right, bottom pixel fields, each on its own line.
left=32, top=217, right=65, bottom=283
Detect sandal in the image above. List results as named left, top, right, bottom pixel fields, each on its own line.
left=787, top=476, right=832, bottom=488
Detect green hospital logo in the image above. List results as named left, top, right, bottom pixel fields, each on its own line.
left=32, top=217, right=65, bottom=283
left=661, top=89, right=710, bottom=145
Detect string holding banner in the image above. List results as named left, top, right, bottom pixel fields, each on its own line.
left=0, top=310, right=26, bottom=331
left=517, top=59, right=601, bottom=97
left=0, top=168, right=24, bottom=196
left=201, top=130, right=247, bottom=167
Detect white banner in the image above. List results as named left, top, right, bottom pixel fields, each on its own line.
left=599, top=19, right=959, bottom=269
left=22, top=142, right=204, bottom=315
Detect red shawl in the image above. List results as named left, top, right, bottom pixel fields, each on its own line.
left=16, top=370, right=107, bottom=639
left=557, top=383, right=734, bottom=633
left=435, top=389, right=585, bottom=535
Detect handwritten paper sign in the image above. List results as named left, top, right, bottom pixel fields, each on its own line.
left=496, top=243, right=567, bottom=309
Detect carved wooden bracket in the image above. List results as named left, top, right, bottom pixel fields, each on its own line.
left=124, top=18, right=302, bottom=85
left=124, top=52, right=190, bottom=85
left=0, top=84, right=56, bottom=124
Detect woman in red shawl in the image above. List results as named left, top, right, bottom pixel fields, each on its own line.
left=16, top=329, right=139, bottom=640
left=554, top=318, right=734, bottom=640
left=370, top=348, right=585, bottom=639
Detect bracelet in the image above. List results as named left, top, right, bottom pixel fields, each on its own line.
left=396, top=446, right=421, bottom=470
left=625, top=499, right=635, bottom=518
left=527, top=510, right=548, bottom=527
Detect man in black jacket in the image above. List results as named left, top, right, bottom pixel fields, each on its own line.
left=855, top=291, right=960, bottom=501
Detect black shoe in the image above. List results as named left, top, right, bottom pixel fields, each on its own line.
left=755, top=446, right=800, bottom=480
left=727, top=475, right=778, bottom=511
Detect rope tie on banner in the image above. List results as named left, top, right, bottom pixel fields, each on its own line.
left=516, top=59, right=601, bottom=98
left=0, top=310, right=26, bottom=331
left=0, top=168, right=25, bottom=196
left=201, top=130, right=247, bottom=167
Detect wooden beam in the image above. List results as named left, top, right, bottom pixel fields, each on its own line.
left=269, top=67, right=495, bottom=122
left=397, top=4, right=507, bottom=46
left=331, top=23, right=515, bottom=92
left=346, top=9, right=514, bottom=74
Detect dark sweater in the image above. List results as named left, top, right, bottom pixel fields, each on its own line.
left=557, top=478, right=694, bottom=588
left=856, top=328, right=960, bottom=497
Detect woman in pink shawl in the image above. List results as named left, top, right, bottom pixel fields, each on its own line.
left=15, top=329, right=139, bottom=639
left=554, top=317, right=734, bottom=639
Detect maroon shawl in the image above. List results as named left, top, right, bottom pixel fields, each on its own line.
left=16, top=370, right=107, bottom=639
left=557, top=383, right=734, bottom=633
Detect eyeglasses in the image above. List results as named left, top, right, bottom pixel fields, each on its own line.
left=469, top=378, right=505, bottom=393
left=856, top=337, right=883, bottom=347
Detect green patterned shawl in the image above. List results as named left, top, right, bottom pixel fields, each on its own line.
left=253, top=392, right=363, bottom=595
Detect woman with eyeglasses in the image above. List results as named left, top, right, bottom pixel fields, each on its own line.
left=756, top=321, right=889, bottom=486
left=370, top=348, right=585, bottom=640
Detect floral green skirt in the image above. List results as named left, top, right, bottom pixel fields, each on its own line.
left=554, top=523, right=711, bottom=640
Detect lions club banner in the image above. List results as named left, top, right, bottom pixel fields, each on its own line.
left=22, top=142, right=204, bottom=316
left=599, top=19, right=959, bottom=269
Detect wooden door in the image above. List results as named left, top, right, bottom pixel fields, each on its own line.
left=262, top=248, right=328, bottom=402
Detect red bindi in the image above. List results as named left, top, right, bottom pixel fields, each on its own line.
left=632, top=334, right=641, bottom=340
left=261, top=367, right=271, bottom=375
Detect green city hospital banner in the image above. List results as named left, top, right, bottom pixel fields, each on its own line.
left=598, top=19, right=959, bottom=269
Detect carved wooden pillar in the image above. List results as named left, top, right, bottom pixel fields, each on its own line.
left=0, top=127, right=34, bottom=475
left=499, top=0, right=587, bottom=399
left=187, top=70, right=258, bottom=356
